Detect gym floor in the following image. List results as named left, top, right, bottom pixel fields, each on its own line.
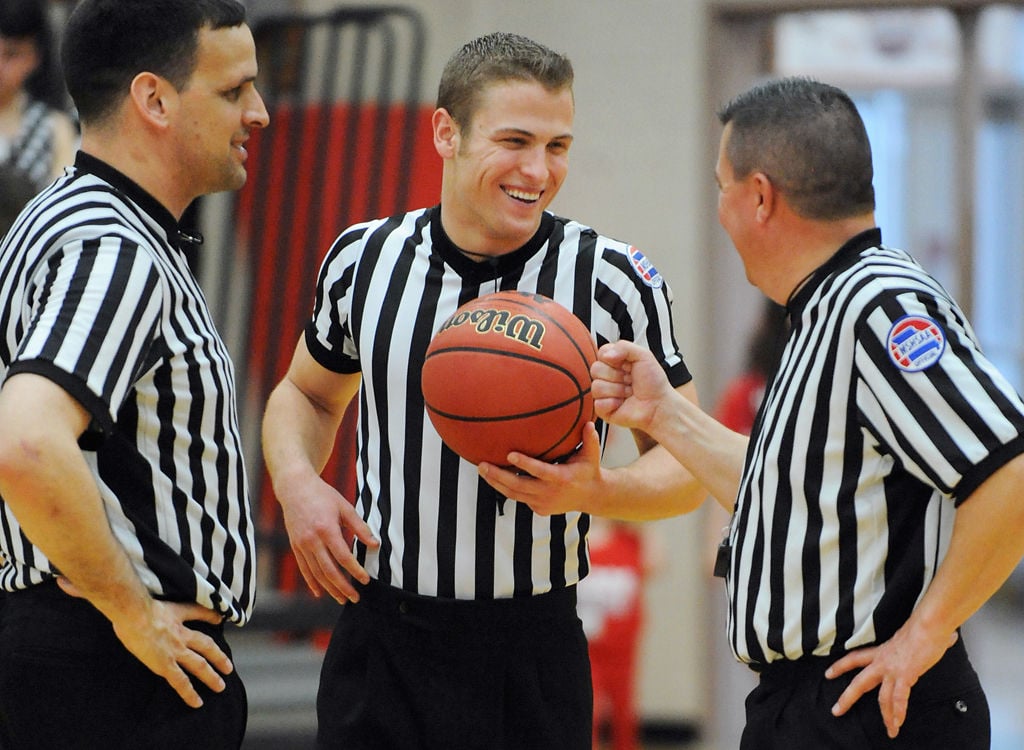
left=235, top=590, right=1024, bottom=750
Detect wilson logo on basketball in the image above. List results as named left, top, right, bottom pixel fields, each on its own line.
left=422, top=291, right=597, bottom=466
left=439, top=308, right=545, bottom=351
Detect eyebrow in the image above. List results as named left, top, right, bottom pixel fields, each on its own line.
left=492, top=127, right=574, bottom=142
left=221, top=73, right=258, bottom=89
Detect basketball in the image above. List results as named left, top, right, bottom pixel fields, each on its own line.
left=421, top=291, right=597, bottom=466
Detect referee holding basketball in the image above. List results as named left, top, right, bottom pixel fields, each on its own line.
left=593, top=77, right=1024, bottom=749
left=0, top=1, right=268, bottom=747
left=262, top=32, right=704, bottom=750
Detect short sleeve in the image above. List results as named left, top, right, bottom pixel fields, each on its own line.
left=9, top=235, right=163, bottom=435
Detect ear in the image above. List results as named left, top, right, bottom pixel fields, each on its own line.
left=432, top=107, right=459, bottom=159
left=128, top=72, right=175, bottom=129
left=751, top=172, right=776, bottom=224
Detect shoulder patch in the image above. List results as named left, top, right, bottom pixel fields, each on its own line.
left=627, top=246, right=664, bottom=289
left=886, top=315, right=946, bottom=372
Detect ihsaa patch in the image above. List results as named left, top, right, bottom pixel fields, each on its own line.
left=628, top=246, right=663, bottom=289
left=887, top=315, right=946, bottom=372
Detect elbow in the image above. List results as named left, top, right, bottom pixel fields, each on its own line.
left=0, top=434, right=37, bottom=499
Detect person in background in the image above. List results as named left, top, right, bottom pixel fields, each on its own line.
left=0, top=0, right=77, bottom=192
left=0, top=163, right=37, bottom=236
left=592, top=76, right=1024, bottom=749
left=578, top=515, right=666, bottom=750
left=0, top=1, right=268, bottom=747
left=262, top=31, right=704, bottom=750
left=707, top=296, right=787, bottom=567
left=714, top=297, right=787, bottom=435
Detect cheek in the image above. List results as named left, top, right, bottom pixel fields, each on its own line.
left=716, top=193, right=729, bottom=227
left=548, top=156, right=569, bottom=186
left=4, top=61, right=34, bottom=86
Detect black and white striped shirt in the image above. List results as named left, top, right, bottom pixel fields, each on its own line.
left=306, top=206, right=689, bottom=599
left=0, top=152, right=256, bottom=624
left=727, top=228, right=1024, bottom=665
left=2, top=99, right=59, bottom=191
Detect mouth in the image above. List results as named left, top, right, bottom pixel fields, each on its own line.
left=232, top=138, right=249, bottom=161
left=503, top=186, right=542, bottom=204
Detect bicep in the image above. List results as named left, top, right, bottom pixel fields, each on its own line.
left=0, top=373, right=92, bottom=469
left=283, top=336, right=361, bottom=421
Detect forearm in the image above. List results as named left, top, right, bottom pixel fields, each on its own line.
left=262, top=377, right=348, bottom=493
left=0, top=420, right=151, bottom=622
left=588, top=443, right=706, bottom=520
left=592, top=345, right=748, bottom=511
left=908, top=454, right=1024, bottom=640
left=646, top=391, right=748, bottom=512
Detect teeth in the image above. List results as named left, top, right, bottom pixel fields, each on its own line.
left=505, top=188, right=540, bottom=202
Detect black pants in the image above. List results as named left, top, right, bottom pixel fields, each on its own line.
left=317, top=579, right=592, bottom=750
left=740, top=636, right=990, bottom=749
left=0, top=580, right=247, bottom=750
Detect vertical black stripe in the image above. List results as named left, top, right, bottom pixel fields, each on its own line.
left=474, top=477, right=498, bottom=599
left=399, top=221, right=438, bottom=591
left=732, top=237, right=1024, bottom=664
left=0, top=169, right=254, bottom=620
left=313, top=211, right=685, bottom=598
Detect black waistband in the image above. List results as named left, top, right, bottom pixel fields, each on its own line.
left=750, top=634, right=970, bottom=683
left=356, top=578, right=577, bottom=628
left=749, top=653, right=838, bottom=678
left=3, top=578, right=225, bottom=634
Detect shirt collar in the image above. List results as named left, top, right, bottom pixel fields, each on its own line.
left=785, top=227, right=883, bottom=316
left=73, top=151, right=191, bottom=248
left=429, top=205, right=553, bottom=281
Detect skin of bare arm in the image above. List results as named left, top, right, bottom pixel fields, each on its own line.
left=589, top=340, right=749, bottom=512
left=478, top=377, right=710, bottom=520
left=261, top=337, right=380, bottom=604
left=0, top=373, right=231, bottom=708
left=826, top=452, right=1024, bottom=738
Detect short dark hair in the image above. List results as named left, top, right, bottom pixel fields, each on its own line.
left=62, top=0, right=247, bottom=125
left=0, top=0, right=66, bottom=110
left=717, top=77, right=875, bottom=221
left=436, top=32, right=574, bottom=129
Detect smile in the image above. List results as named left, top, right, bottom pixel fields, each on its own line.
left=503, top=187, right=541, bottom=203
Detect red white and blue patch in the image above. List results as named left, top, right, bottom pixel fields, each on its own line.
left=886, top=315, right=946, bottom=372
left=628, top=246, right=663, bottom=289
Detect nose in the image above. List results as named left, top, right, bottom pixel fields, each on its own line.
left=246, top=88, right=270, bottom=130
left=519, top=145, right=549, bottom=181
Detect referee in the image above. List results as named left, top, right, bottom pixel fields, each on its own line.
left=592, top=77, right=1024, bottom=749
left=262, top=32, right=704, bottom=750
left=0, top=1, right=268, bottom=748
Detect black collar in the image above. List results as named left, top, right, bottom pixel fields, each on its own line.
left=429, top=205, right=553, bottom=281
left=785, top=227, right=882, bottom=316
left=72, top=151, right=201, bottom=251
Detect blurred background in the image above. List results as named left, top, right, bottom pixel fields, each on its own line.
left=16, top=1, right=1024, bottom=747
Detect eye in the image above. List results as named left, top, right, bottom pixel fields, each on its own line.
left=223, top=86, right=243, bottom=102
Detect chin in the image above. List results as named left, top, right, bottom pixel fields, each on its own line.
left=216, top=169, right=248, bottom=194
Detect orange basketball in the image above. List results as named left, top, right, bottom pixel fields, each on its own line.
left=421, top=291, right=597, bottom=466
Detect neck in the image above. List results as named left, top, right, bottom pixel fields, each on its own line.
left=455, top=247, right=494, bottom=261
left=770, top=214, right=876, bottom=305
left=438, top=205, right=530, bottom=261
left=0, top=90, right=27, bottom=129
left=80, top=129, right=189, bottom=220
